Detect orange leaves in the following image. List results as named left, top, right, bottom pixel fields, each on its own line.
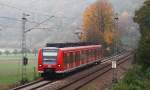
left=82, top=0, right=116, bottom=45
left=104, top=30, right=115, bottom=45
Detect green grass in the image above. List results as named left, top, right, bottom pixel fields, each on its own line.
left=0, top=54, right=39, bottom=89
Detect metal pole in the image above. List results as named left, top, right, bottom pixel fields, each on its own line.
left=20, top=14, right=54, bottom=83
left=112, top=13, right=119, bottom=84
left=115, top=13, right=119, bottom=54
left=21, top=13, right=29, bottom=84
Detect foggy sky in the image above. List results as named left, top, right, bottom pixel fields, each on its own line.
left=0, top=0, right=144, bottom=49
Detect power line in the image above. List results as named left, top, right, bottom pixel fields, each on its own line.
left=25, top=16, right=55, bottom=33
left=0, top=23, right=19, bottom=29
left=0, top=16, right=41, bottom=24
left=0, top=2, right=51, bottom=17
left=0, top=15, right=55, bottom=31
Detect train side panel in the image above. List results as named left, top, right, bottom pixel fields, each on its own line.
left=38, top=48, right=43, bottom=73
left=56, top=45, right=103, bottom=73
left=37, top=45, right=103, bottom=75
left=55, top=50, right=64, bottom=72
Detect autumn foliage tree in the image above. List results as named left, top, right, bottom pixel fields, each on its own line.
left=82, top=0, right=117, bottom=55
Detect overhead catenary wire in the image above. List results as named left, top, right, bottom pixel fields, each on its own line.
left=0, top=1, right=76, bottom=31
left=0, top=1, right=51, bottom=17
left=0, top=15, right=55, bottom=31
left=25, top=16, right=55, bottom=33
left=0, top=1, right=56, bottom=31
left=0, top=16, right=41, bottom=24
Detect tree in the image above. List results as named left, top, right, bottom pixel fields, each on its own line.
left=82, top=0, right=117, bottom=56
left=134, top=0, right=150, bottom=67
left=4, top=50, right=10, bottom=56
left=0, top=51, right=2, bottom=55
left=12, top=49, right=18, bottom=55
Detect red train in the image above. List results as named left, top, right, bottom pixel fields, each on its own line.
left=38, top=43, right=103, bottom=78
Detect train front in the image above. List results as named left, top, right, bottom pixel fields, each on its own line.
left=38, top=47, right=62, bottom=77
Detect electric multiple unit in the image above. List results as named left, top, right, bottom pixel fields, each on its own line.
left=38, top=43, right=103, bottom=78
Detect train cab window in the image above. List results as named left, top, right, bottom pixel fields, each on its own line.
left=42, top=49, right=58, bottom=64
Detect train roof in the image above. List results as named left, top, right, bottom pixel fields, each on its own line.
left=60, top=45, right=102, bottom=51
left=46, top=42, right=100, bottom=48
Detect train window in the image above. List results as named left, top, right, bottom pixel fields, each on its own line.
left=90, top=49, right=93, bottom=57
left=78, top=52, right=80, bottom=61
left=80, top=51, right=85, bottom=61
left=63, top=52, right=68, bottom=64
left=73, top=52, right=76, bottom=63
left=75, top=51, right=80, bottom=62
left=90, top=50, right=92, bottom=60
left=96, top=49, right=99, bottom=58
left=75, top=52, right=77, bottom=62
left=94, top=49, right=96, bottom=57
left=69, top=52, right=74, bottom=63
left=68, top=52, right=71, bottom=63
left=98, top=49, right=101, bottom=58
left=85, top=50, right=89, bottom=60
left=92, top=49, right=94, bottom=57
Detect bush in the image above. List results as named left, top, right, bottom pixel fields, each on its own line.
left=112, top=65, right=150, bottom=90
left=113, top=0, right=150, bottom=89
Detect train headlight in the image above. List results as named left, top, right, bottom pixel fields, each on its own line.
left=39, top=65, right=42, bottom=67
left=58, top=64, right=61, bottom=67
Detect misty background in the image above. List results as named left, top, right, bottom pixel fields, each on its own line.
left=0, top=0, right=144, bottom=50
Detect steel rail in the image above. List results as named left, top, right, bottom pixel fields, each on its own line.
left=64, top=54, right=132, bottom=90
left=12, top=79, right=53, bottom=90
left=37, top=52, right=131, bottom=90
left=57, top=53, right=132, bottom=90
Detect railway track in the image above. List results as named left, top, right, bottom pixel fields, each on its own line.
left=12, top=79, right=53, bottom=90
left=36, top=52, right=132, bottom=90
left=58, top=54, right=132, bottom=90
left=12, top=52, right=132, bottom=90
